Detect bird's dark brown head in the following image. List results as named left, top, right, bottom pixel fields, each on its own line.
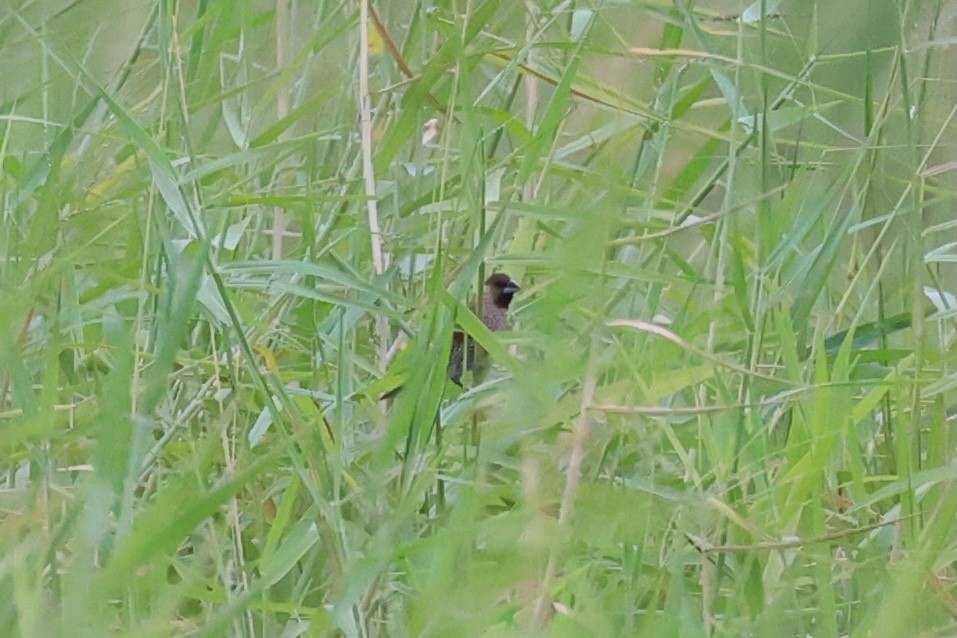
left=485, top=272, right=520, bottom=309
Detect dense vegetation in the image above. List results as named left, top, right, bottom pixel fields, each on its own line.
left=1, top=1, right=955, bottom=636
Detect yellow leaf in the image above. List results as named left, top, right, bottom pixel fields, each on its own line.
left=254, top=343, right=279, bottom=373
left=368, top=19, right=384, bottom=57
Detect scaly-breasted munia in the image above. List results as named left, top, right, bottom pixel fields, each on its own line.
left=447, top=272, right=520, bottom=386
left=375, top=272, right=520, bottom=399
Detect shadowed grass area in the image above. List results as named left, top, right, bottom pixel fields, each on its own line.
left=1, top=1, right=955, bottom=636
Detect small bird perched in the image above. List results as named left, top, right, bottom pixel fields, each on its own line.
left=375, top=272, right=520, bottom=398
left=447, top=272, right=520, bottom=386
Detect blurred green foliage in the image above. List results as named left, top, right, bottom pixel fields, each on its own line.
left=0, top=1, right=954, bottom=636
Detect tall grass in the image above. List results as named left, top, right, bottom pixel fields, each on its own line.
left=1, top=1, right=955, bottom=636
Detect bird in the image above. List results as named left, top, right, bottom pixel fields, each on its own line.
left=375, top=272, right=520, bottom=398
left=447, top=272, right=519, bottom=386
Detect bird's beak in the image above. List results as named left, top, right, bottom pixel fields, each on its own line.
left=503, top=281, right=520, bottom=295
